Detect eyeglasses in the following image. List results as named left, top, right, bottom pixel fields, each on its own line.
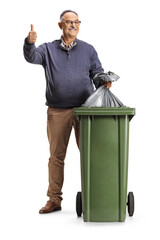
left=62, top=20, right=81, bottom=26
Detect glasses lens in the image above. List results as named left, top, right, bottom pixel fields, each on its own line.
left=66, top=20, right=71, bottom=24
left=75, top=21, right=81, bottom=26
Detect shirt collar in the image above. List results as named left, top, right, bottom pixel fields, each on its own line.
left=60, top=36, right=77, bottom=50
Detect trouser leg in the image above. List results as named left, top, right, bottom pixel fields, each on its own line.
left=46, top=107, right=73, bottom=205
left=72, top=115, right=80, bottom=150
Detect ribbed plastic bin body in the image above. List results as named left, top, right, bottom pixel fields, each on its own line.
left=74, top=107, right=135, bottom=222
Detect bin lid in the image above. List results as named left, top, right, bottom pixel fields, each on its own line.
left=74, top=107, right=136, bottom=117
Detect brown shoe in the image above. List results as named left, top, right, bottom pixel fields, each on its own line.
left=39, top=200, right=61, bottom=214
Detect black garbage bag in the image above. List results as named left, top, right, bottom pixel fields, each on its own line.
left=82, top=72, right=124, bottom=107
left=93, top=71, right=120, bottom=85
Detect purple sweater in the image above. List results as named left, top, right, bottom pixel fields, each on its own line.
left=23, top=38, right=104, bottom=108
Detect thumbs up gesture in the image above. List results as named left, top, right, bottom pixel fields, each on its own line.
left=27, top=24, right=37, bottom=44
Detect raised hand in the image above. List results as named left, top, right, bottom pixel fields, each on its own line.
left=27, top=24, right=37, bottom=44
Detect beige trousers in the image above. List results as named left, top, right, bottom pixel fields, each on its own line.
left=46, top=107, right=80, bottom=204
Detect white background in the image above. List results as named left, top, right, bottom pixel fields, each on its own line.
left=0, top=0, right=160, bottom=239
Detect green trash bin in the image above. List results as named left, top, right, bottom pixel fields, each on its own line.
left=74, top=107, right=135, bottom=222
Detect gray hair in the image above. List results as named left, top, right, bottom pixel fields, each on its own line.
left=60, top=10, right=78, bottom=20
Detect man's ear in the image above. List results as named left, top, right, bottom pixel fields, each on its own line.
left=58, top=22, right=62, bottom=30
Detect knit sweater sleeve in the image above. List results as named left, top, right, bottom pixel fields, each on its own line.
left=89, top=47, right=104, bottom=88
left=23, top=37, right=46, bottom=66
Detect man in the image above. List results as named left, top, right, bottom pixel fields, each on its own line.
left=23, top=10, right=112, bottom=214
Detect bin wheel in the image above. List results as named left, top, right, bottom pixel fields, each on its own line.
left=76, top=192, right=82, bottom=217
left=127, top=192, right=134, bottom=216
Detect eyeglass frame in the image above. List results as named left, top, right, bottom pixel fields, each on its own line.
left=61, top=20, right=81, bottom=26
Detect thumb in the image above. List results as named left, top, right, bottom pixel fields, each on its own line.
left=31, top=24, right=34, bottom=31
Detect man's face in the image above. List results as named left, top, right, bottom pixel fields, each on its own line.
left=58, top=12, right=80, bottom=39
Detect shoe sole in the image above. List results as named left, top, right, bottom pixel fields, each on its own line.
left=39, top=206, right=61, bottom=214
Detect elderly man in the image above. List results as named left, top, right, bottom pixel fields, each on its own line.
left=23, top=10, right=112, bottom=214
